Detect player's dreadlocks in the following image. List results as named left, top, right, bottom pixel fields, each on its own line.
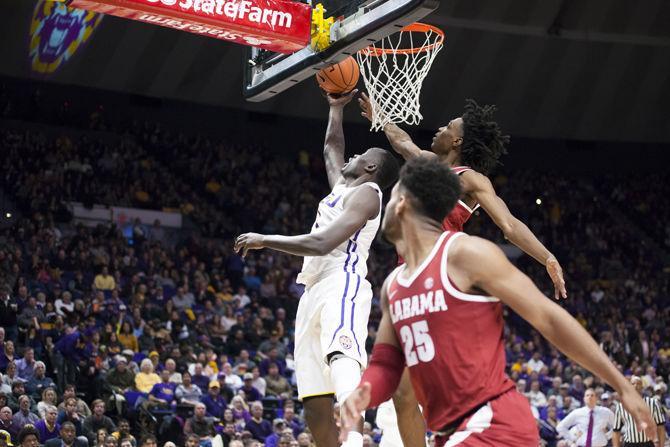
left=461, top=99, right=509, bottom=175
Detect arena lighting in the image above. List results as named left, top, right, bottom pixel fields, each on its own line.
left=535, top=198, right=542, bottom=206
left=5, top=213, right=11, bottom=219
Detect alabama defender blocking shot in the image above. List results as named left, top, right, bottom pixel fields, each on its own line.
left=359, top=96, right=568, bottom=447
left=235, top=90, right=399, bottom=447
left=359, top=94, right=566, bottom=300
left=340, top=158, right=655, bottom=447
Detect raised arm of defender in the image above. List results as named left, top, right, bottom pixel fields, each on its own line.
left=358, top=92, right=566, bottom=299
left=461, top=170, right=567, bottom=299
left=358, top=93, right=436, bottom=161
left=447, top=235, right=655, bottom=439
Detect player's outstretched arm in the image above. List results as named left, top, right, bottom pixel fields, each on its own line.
left=340, top=276, right=405, bottom=442
left=358, top=92, right=435, bottom=161
left=235, top=185, right=379, bottom=257
left=462, top=170, right=567, bottom=299
left=448, top=235, right=656, bottom=440
left=324, top=90, right=358, bottom=189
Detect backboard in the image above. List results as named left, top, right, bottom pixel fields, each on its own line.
left=242, top=0, right=439, bottom=102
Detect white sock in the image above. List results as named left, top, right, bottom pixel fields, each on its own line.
left=342, top=431, right=363, bottom=447
left=329, top=355, right=362, bottom=404
left=330, top=355, right=364, bottom=447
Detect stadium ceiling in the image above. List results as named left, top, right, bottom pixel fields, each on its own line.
left=1, top=0, right=669, bottom=142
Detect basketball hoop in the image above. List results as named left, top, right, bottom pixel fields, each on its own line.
left=357, top=23, right=444, bottom=131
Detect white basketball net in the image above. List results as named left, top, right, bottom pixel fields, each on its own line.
left=357, top=23, right=444, bottom=132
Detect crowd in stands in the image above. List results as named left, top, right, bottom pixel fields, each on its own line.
left=0, top=81, right=668, bottom=447
left=470, top=172, right=670, bottom=445
left=601, top=174, right=670, bottom=250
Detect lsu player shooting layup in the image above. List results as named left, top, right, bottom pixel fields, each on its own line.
left=235, top=89, right=399, bottom=447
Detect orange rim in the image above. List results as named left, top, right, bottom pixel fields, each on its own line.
left=359, top=22, right=444, bottom=56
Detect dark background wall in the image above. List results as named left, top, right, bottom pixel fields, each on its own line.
left=2, top=76, right=668, bottom=175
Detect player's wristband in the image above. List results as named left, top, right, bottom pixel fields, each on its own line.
left=360, top=343, right=405, bottom=408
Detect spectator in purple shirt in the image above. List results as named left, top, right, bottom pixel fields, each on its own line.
left=55, top=332, right=87, bottom=391
left=15, top=348, right=36, bottom=381
left=246, top=402, right=272, bottom=442
left=240, top=373, right=262, bottom=402
left=12, top=395, right=39, bottom=427
left=34, top=405, right=60, bottom=443
left=201, top=381, right=227, bottom=419
left=26, top=362, right=56, bottom=399
left=264, top=419, right=288, bottom=447
left=191, top=363, right=210, bottom=392
left=282, top=405, right=304, bottom=438
left=147, top=370, right=176, bottom=409
left=229, top=396, right=251, bottom=425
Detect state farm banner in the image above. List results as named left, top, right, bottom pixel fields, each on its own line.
left=64, top=0, right=312, bottom=53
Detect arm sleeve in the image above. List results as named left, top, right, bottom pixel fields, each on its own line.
left=359, top=343, right=405, bottom=409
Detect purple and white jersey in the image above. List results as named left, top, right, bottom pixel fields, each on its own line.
left=296, top=182, right=382, bottom=288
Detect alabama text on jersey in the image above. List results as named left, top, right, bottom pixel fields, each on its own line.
left=387, top=231, right=514, bottom=431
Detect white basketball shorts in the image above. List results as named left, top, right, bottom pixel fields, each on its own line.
left=294, top=271, right=372, bottom=399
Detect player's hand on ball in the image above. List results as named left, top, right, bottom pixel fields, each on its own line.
left=546, top=257, right=567, bottom=300
left=326, top=89, right=358, bottom=108
left=339, top=382, right=371, bottom=443
left=234, top=233, right=264, bottom=257
left=358, top=92, right=373, bottom=122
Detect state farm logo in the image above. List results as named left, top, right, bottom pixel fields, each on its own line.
left=143, top=0, right=293, bottom=29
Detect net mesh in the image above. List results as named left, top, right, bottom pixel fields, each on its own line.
left=356, top=23, right=444, bottom=131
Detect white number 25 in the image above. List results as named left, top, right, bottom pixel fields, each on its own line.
left=399, top=320, right=435, bottom=367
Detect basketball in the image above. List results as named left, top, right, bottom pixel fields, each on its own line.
left=315, top=56, right=360, bottom=94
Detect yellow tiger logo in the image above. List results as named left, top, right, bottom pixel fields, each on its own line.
left=29, top=0, right=103, bottom=74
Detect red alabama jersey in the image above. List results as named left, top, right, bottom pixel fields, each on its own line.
left=442, top=166, right=479, bottom=232
left=387, top=231, right=514, bottom=431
